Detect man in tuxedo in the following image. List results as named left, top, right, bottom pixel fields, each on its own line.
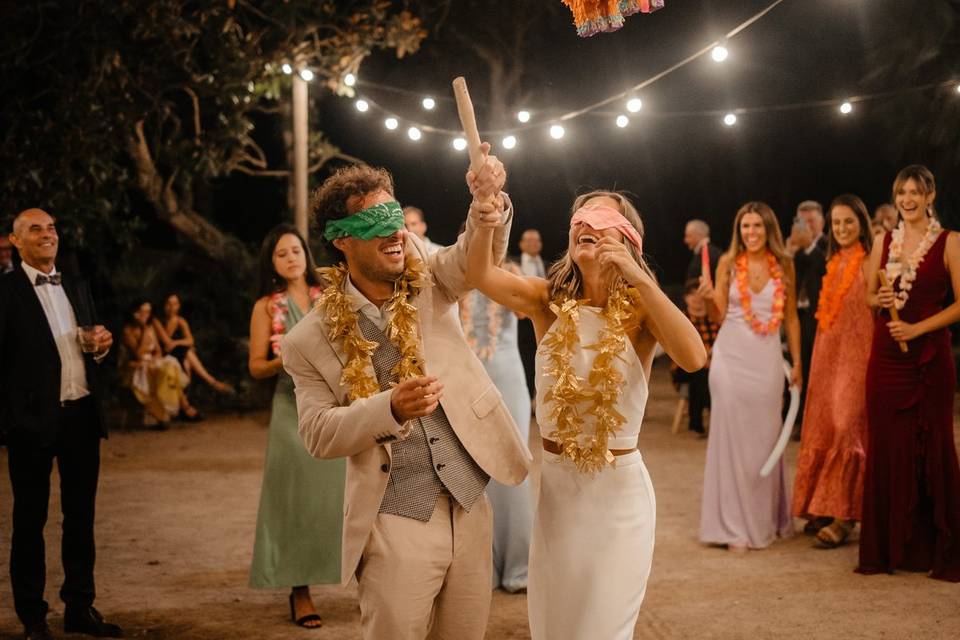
left=1, top=209, right=122, bottom=639
left=786, top=200, right=828, bottom=439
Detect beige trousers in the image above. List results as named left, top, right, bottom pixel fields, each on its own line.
left=357, top=494, right=493, bottom=640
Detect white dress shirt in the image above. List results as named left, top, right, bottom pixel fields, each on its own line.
left=21, top=262, right=90, bottom=402
left=345, top=276, right=390, bottom=331
left=520, top=253, right=545, bottom=278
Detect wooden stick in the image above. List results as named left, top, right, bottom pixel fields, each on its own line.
left=452, top=77, right=493, bottom=204
left=878, top=270, right=909, bottom=353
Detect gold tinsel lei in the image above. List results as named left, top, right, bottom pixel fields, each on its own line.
left=542, top=278, right=642, bottom=473
left=316, top=257, right=427, bottom=401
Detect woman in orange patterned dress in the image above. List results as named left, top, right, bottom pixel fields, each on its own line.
left=792, top=195, right=874, bottom=547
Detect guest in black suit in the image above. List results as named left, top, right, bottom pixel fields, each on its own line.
left=1, top=209, right=123, bottom=639
left=683, top=219, right=722, bottom=285
left=786, top=200, right=828, bottom=439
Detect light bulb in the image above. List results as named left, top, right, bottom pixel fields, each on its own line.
left=298, top=68, right=314, bottom=82
left=723, top=113, right=737, bottom=126
left=343, top=73, right=356, bottom=87
left=549, top=124, right=565, bottom=139
left=407, top=127, right=422, bottom=141
left=281, top=63, right=292, bottom=75
left=517, top=110, right=531, bottom=123
left=453, top=137, right=467, bottom=151
left=839, top=101, right=853, bottom=115
left=711, top=45, right=729, bottom=62
left=626, top=98, right=643, bottom=113
left=384, top=117, right=399, bottom=130
left=616, top=115, right=629, bottom=128
left=502, top=135, right=517, bottom=149
left=355, top=99, right=369, bottom=112
left=422, top=97, right=436, bottom=110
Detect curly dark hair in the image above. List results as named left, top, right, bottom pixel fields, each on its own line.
left=311, top=164, right=395, bottom=260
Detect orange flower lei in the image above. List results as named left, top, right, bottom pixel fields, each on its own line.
left=734, top=251, right=785, bottom=336
left=815, top=244, right=865, bottom=332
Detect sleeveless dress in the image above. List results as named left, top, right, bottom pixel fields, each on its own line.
left=528, top=307, right=655, bottom=640
left=461, top=291, right=533, bottom=592
left=792, top=252, right=873, bottom=521
left=250, top=296, right=346, bottom=588
left=167, top=321, right=189, bottom=365
left=700, top=276, right=793, bottom=548
left=858, top=230, right=960, bottom=581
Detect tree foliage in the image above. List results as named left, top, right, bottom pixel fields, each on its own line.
left=0, top=0, right=427, bottom=261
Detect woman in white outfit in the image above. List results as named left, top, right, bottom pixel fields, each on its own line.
left=465, top=190, right=706, bottom=640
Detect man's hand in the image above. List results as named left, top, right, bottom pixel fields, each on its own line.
left=390, top=376, right=444, bottom=423
left=469, top=200, right=502, bottom=228
left=466, top=142, right=506, bottom=201
left=93, top=325, right=113, bottom=355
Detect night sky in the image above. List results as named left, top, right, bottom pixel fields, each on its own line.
left=222, top=0, right=955, bottom=285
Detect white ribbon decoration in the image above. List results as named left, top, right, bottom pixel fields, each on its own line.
left=760, top=360, right=800, bottom=478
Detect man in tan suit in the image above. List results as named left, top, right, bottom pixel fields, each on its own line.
left=282, top=151, right=531, bottom=640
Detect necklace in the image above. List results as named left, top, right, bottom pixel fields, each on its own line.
left=885, top=218, right=942, bottom=310
left=270, top=286, right=322, bottom=356
left=541, top=279, right=642, bottom=473
left=815, top=244, right=865, bottom=332
left=316, top=258, right=427, bottom=401
left=734, top=251, right=785, bottom=336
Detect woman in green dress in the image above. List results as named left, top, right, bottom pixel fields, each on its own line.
left=248, top=224, right=345, bottom=628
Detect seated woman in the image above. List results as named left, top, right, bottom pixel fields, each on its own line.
left=152, top=293, right=234, bottom=394
left=122, top=299, right=199, bottom=429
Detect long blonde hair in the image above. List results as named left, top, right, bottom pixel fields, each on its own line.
left=547, top=190, right=654, bottom=300
left=892, top=164, right=937, bottom=219
left=725, top=201, right=792, bottom=274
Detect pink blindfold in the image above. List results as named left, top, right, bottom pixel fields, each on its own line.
left=570, top=205, right=643, bottom=251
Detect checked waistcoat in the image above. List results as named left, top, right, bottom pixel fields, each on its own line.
left=356, top=313, right=488, bottom=522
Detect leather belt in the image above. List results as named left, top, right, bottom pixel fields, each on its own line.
left=541, top=437, right=636, bottom=457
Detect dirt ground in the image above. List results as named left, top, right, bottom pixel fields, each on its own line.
left=2, top=361, right=959, bottom=639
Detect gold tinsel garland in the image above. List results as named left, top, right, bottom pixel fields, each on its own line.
left=316, top=258, right=427, bottom=401
left=543, top=279, right=641, bottom=473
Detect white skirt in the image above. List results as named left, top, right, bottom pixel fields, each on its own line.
left=528, top=450, right=657, bottom=640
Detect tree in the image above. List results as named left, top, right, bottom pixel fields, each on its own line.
left=0, top=0, right=427, bottom=262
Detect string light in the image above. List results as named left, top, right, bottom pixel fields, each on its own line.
left=502, top=135, right=517, bottom=149
left=723, top=113, right=737, bottom=126
left=384, top=117, right=399, bottom=130
left=298, top=69, right=314, bottom=82
left=955, top=83, right=960, bottom=94
left=839, top=101, right=853, bottom=114
left=452, top=137, right=467, bottom=151
left=616, top=115, right=629, bottom=128
left=407, top=126, right=422, bottom=141
left=344, top=73, right=357, bottom=87
left=626, top=98, right=643, bottom=113
left=355, top=99, right=369, bottom=112
left=517, top=110, right=531, bottom=123
left=281, top=63, right=292, bottom=75
left=711, top=45, right=729, bottom=62
left=550, top=124, right=565, bottom=140
left=422, top=97, right=436, bottom=110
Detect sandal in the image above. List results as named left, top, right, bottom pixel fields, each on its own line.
left=815, top=519, right=855, bottom=548
left=288, top=593, right=323, bottom=629
left=803, top=516, right=833, bottom=535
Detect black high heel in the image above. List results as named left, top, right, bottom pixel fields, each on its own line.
left=288, top=592, right=323, bottom=629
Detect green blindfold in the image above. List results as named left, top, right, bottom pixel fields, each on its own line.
left=323, top=201, right=405, bottom=241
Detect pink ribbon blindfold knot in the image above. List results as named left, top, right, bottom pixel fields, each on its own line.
left=570, top=205, right=643, bottom=251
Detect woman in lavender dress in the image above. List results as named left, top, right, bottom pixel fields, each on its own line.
left=699, top=202, right=801, bottom=551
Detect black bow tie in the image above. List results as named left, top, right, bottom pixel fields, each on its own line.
left=35, top=273, right=62, bottom=286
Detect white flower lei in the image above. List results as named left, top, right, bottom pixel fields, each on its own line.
left=885, top=217, right=943, bottom=310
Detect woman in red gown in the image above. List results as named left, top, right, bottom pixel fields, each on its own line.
left=859, top=165, right=960, bottom=581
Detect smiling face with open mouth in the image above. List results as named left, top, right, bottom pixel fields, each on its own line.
left=336, top=189, right=408, bottom=286
left=11, top=208, right=59, bottom=270
left=895, top=177, right=935, bottom=225
left=568, top=195, right=625, bottom=267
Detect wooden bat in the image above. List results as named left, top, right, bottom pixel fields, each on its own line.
left=878, top=270, right=909, bottom=353
left=700, top=243, right=712, bottom=289
left=452, top=77, right=493, bottom=205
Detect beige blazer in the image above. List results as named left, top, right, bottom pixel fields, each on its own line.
left=282, top=208, right=532, bottom=584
